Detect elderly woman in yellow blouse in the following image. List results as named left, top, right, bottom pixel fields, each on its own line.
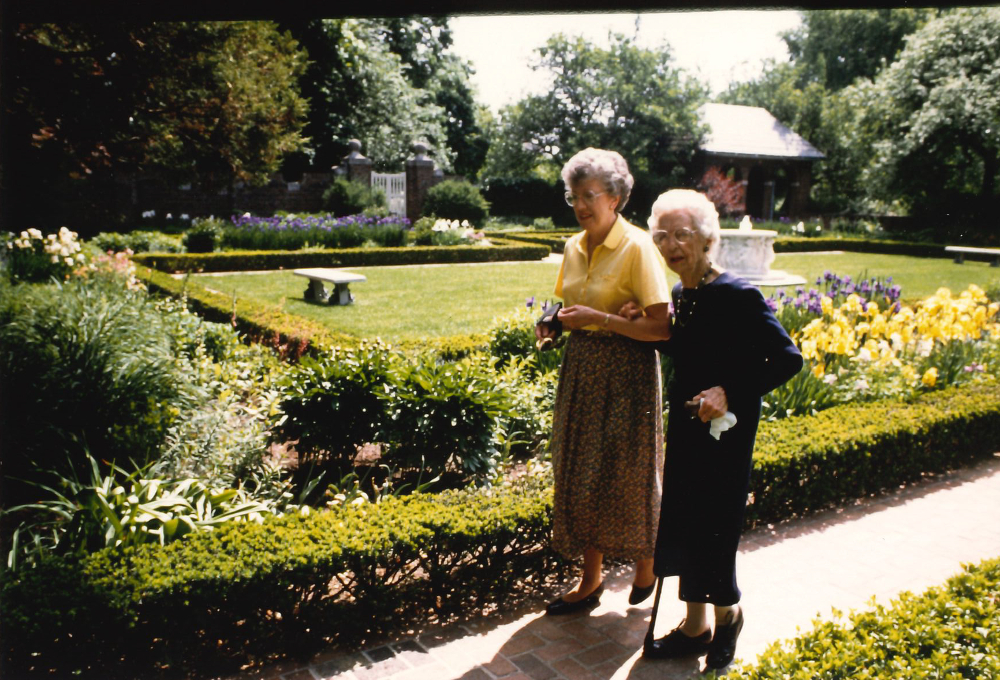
left=535, top=148, right=672, bottom=615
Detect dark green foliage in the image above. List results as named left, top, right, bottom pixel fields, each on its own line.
left=0, top=480, right=557, bottom=678
left=322, top=177, right=387, bottom=216
left=422, top=180, right=490, bottom=227
left=380, top=355, right=513, bottom=477
left=747, top=383, right=1000, bottom=528
left=481, top=176, right=573, bottom=226
left=3, top=382, right=1000, bottom=677
left=134, top=239, right=548, bottom=273
left=499, top=231, right=576, bottom=253
left=275, top=341, right=394, bottom=467
left=0, top=277, right=195, bottom=501
left=91, top=230, right=183, bottom=254
left=733, top=557, right=1000, bottom=679
left=182, top=218, right=225, bottom=253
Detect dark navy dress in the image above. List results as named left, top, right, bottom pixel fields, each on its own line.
left=654, top=271, right=803, bottom=605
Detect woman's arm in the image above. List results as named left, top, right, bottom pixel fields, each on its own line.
left=720, top=285, right=803, bottom=402
left=558, top=302, right=671, bottom=341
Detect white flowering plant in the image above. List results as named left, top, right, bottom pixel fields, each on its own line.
left=3, top=227, right=88, bottom=282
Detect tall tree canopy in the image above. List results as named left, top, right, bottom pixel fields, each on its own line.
left=480, top=32, right=707, bottom=193
left=861, top=7, right=1000, bottom=217
left=282, top=17, right=485, bottom=176
left=720, top=9, right=940, bottom=214
left=782, top=9, right=938, bottom=90
left=4, top=21, right=308, bottom=229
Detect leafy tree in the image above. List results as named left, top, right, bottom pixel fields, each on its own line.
left=481, top=32, right=708, bottom=194
left=782, top=9, right=938, bottom=90
left=3, top=21, right=308, bottom=231
left=861, top=7, right=1000, bottom=220
left=283, top=18, right=485, bottom=175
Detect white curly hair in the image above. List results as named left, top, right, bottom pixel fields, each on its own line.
left=647, top=189, right=721, bottom=256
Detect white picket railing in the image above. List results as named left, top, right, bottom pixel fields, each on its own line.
left=371, top=172, right=406, bottom=217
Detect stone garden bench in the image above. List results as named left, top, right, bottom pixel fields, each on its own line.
left=944, top=245, right=1000, bottom=267
left=293, top=268, right=367, bottom=305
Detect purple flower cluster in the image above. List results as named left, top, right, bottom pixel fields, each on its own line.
left=768, top=272, right=904, bottom=315
left=229, top=213, right=411, bottom=232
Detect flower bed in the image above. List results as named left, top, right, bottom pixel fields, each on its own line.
left=222, top=213, right=412, bottom=250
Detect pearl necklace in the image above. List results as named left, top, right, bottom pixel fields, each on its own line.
left=673, top=262, right=714, bottom=328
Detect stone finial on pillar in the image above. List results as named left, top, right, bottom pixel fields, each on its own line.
left=405, top=141, right=437, bottom=223
left=343, top=139, right=372, bottom=187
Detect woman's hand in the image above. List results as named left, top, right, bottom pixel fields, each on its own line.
left=617, top=300, right=644, bottom=320
left=558, top=304, right=603, bottom=331
left=691, top=386, right=728, bottom=422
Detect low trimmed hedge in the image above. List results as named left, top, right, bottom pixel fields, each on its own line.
left=4, top=383, right=999, bottom=677
left=500, top=231, right=578, bottom=253
left=747, top=382, right=1000, bottom=528
left=496, top=232, right=959, bottom=260
left=134, top=239, right=549, bottom=274
left=772, top=236, right=950, bottom=258
left=733, top=556, right=1000, bottom=678
left=1, top=482, right=557, bottom=678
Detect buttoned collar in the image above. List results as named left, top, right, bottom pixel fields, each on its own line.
left=575, top=215, right=626, bottom=255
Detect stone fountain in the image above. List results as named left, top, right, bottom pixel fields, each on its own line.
left=716, top=216, right=806, bottom=287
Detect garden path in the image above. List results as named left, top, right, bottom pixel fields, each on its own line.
left=227, top=452, right=1000, bottom=680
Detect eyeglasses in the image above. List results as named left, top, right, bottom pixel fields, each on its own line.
left=652, top=228, right=696, bottom=245
left=565, top=190, right=606, bottom=207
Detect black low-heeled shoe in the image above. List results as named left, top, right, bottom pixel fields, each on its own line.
left=643, top=623, right=712, bottom=659
left=628, top=581, right=655, bottom=605
left=545, top=582, right=604, bottom=616
left=705, top=607, right=744, bottom=669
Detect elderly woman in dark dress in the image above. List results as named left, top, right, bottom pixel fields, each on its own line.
left=626, top=190, right=803, bottom=670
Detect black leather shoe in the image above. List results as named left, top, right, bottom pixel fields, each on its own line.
left=628, top=581, right=655, bottom=605
left=545, top=582, right=603, bottom=616
left=705, top=607, right=744, bottom=669
left=643, top=624, right=712, bottom=659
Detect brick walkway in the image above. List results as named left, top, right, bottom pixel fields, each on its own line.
left=228, top=453, right=1000, bottom=680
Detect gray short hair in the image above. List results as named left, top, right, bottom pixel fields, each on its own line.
left=561, top=148, right=634, bottom=213
left=648, top=189, right=720, bottom=255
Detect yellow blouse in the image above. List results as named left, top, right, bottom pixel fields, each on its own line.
left=555, top=215, right=671, bottom=330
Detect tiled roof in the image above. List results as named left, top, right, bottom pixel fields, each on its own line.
left=698, top=102, right=825, bottom=160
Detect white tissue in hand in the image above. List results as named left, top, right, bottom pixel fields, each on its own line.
left=709, top=411, right=737, bottom=440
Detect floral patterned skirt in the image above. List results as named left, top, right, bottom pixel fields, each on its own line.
left=550, top=331, right=664, bottom=561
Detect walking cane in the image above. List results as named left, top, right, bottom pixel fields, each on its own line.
left=643, top=576, right=666, bottom=651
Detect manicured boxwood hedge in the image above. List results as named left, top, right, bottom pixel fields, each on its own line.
left=3, top=383, right=998, bottom=677
left=500, top=232, right=956, bottom=259
left=499, top=230, right=579, bottom=253
left=732, top=556, right=1000, bottom=679
left=772, top=236, right=950, bottom=258
left=134, top=238, right=549, bottom=274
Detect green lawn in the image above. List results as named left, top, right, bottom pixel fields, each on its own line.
left=193, top=253, right=1000, bottom=340
left=772, top=252, right=1000, bottom=302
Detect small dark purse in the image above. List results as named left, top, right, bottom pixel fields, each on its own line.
left=535, top=301, right=563, bottom=351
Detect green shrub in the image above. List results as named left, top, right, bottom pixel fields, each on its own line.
left=0, top=276, right=197, bottom=501
left=91, top=231, right=183, bottom=254
left=422, top=180, right=490, bottom=227
left=274, top=341, right=395, bottom=468
left=322, top=177, right=386, bottom=215
left=381, top=354, right=513, bottom=477
left=2, top=227, right=86, bottom=282
left=134, top=239, right=548, bottom=273
left=182, top=217, right=225, bottom=253
left=487, top=305, right=565, bottom=376
left=733, top=557, right=1000, bottom=679
left=0, top=478, right=558, bottom=678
